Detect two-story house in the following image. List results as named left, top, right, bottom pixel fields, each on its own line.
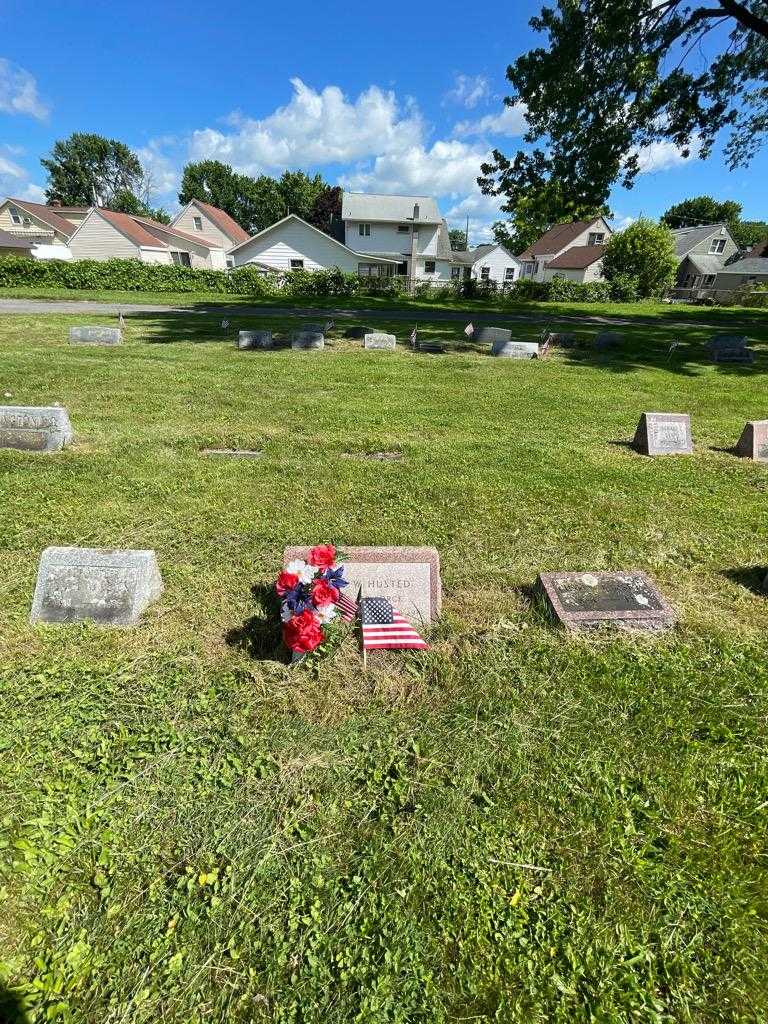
left=0, top=198, right=85, bottom=259
left=517, top=217, right=613, bottom=283
left=671, top=223, right=740, bottom=290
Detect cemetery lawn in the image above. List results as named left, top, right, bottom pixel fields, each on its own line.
left=2, top=310, right=768, bottom=1023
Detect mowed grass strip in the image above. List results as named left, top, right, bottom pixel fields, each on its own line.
left=0, top=311, right=767, bottom=1023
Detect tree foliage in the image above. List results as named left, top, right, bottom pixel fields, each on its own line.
left=179, top=161, right=340, bottom=235
left=449, top=229, right=468, bottom=250
left=480, top=1, right=768, bottom=224
left=601, top=219, right=679, bottom=298
left=661, top=194, right=768, bottom=250
left=110, top=188, right=171, bottom=224
left=41, top=133, right=144, bottom=207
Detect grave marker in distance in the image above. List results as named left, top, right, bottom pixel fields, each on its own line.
left=633, top=412, right=693, bottom=456
left=537, top=570, right=675, bottom=632
left=491, top=339, right=541, bottom=359
left=284, top=545, right=441, bottom=625
left=236, top=330, right=273, bottom=350
left=595, top=331, right=623, bottom=350
left=30, top=547, right=164, bottom=626
left=0, top=405, right=73, bottom=452
left=291, top=331, right=324, bottom=350
left=69, top=326, right=122, bottom=346
left=364, top=333, right=396, bottom=350
left=735, top=420, right=768, bottom=462
left=476, top=326, right=512, bottom=345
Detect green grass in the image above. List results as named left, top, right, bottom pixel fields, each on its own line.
left=1, top=311, right=768, bottom=1023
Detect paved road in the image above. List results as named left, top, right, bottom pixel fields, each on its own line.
left=0, top=296, right=745, bottom=331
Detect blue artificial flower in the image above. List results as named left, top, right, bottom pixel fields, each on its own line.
left=283, top=583, right=314, bottom=614
left=322, top=565, right=349, bottom=590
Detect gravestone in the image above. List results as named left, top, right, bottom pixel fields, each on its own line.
left=364, top=333, right=396, bottom=350
left=633, top=412, right=693, bottom=456
left=236, top=330, right=273, bottom=350
left=595, top=331, right=623, bottom=350
left=30, top=547, right=163, bottom=626
left=537, top=571, right=675, bottom=632
left=416, top=340, right=446, bottom=354
left=735, top=420, right=768, bottom=462
left=0, top=405, right=73, bottom=452
left=706, top=333, right=748, bottom=352
left=476, top=326, right=512, bottom=345
left=201, top=448, right=263, bottom=458
left=284, top=545, right=441, bottom=625
left=712, top=346, right=754, bottom=365
left=491, top=339, right=541, bottom=359
left=69, top=326, right=122, bottom=346
left=291, top=331, right=324, bottom=350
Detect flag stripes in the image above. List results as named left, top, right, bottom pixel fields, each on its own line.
left=360, top=597, right=429, bottom=650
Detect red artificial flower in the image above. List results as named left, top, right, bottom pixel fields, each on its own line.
left=311, top=578, right=339, bottom=607
left=308, top=544, right=336, bottom=570
left=276, top=570, right=300, bottom=596
left=283, top=609, right=324, bottom=653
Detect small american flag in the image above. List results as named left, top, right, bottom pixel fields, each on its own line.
left=668, top=340, right=681, bottom=359
left=221, top=319, right=230, bottom=331
left=324, top=320, right=335, bottom=333
left=540, top=335, right=550, bottom=357
left=464, top=322, right=474, bottom=338
left=335, top=587, right=359, bottom=623
left=410, top=327, right=418, bottom=348
left=360, top=596, right=428, bottom=651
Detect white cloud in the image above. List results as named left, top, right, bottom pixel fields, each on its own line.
left=633, top=138, right=701, bottom=174
left=189, top=78, right=423, bottom=173
left=0, top=149, right=45, bottom=201
left=444, top=74, right=490, bottom=109
left=454, top=102, right=528, bottom=138
left=611, top=213, right=637, bottom=231
left=341, top=138, right=491, bottom=199
left=444, top=192, right=505, bottom=244
left=136, top=139, right=180, bottom=201
left=0, top=59, right=48, bottom=120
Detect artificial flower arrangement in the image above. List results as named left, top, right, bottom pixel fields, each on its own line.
left=276, top=544, right=354, bottom=655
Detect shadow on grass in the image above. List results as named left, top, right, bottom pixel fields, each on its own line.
left=0, top=983, right=29, bottom=1024
left=722, top=567, right=768, bottom=597
left=225, top=583, right=285, bottom=661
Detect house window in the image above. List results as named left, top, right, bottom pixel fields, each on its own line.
left=396, top=261, right=408, bottom=276
left=193, top=216, right=203, bottom=231
left=587, top=232, right=605, bottom=246
left=451, top=266, right=461, bottom=279
left=702, top=274, right=716, bottom=287
left=358, top=263, right=382, bottom=277
left=397, top=225, right=410, bottom=234
left=480, top=267, right=490, bottom=280
left=170, top=251, right=192, bottom=267
left=504, top=267, right=515, bottom=281
left=226, top=257, right=234, bottom=269
left=424, top=260, right=436, bottom=274
left=9, top=205, right=22, bottom=225
left=709, top=238, right=726, bottom=254
left=290, top=259, right=304, bottom=270
left=358, top=223, right=371, bottom=237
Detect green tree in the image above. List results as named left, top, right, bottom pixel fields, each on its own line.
left=110, top=188, right=171, bottom=224
left=479, top=1, right=768, bottom=220
left=601, top=219, right=678, bottom=298
left=731, top=220, right=768, bottom=250
left=278, top=171, right=327, bottom=222
left=661, top=196, right=743, bottom=230
left=449, top=229, right=468, bottom=251
left=489, top=182, right=609, bottom=255
left=179, top=160, right=243, bottom=219
left=41, top=133, right=143, bottom=207
left=308, top=185, right=343, bottom=236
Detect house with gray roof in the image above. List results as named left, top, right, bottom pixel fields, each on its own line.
left=671, top=223, right=739, bottom=290
left=713, top=257, right=768, bottom=292
left=451, top=243, right=520, bottom=285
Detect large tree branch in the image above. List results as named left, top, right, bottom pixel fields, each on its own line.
left=718, top=0, right=768, bottom=38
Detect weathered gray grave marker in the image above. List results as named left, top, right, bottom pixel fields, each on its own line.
left=236, top=330, right=273, bottom=350
left=595, top=331, right=623, bottom=350
left=537, top=570, right=675, bottom=632
left=69, top=326, right=122, bottom=346
left=284, top=545, right=441, bottom=625
left=201, top=448, right=263, bottom=458
left=0, top=405, right=73, bottom=452
left=491, top=339, right=541, bottom=359
left=364, top=332, right=396, bottom=350
left=706, top=333, right=754, bottom=364
left=734, top=420, right=768, bottom=462
left=30, top=547, right=163, bottom=626
left=633, top=412, right=693, bottom=456
left=476, top=326, right=512, bottom=345
left=291, top=331, right=324, bottom=350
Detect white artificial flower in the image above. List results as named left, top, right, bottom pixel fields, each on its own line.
left=317, top=604, right=337, bottom=623
left=286, top=558, right=315, bottom=584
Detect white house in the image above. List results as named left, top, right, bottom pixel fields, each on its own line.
left=69, top=208, right=228, bottom=268
left=0, top=198, right=83, bottom=259
left=450, top=243, right=520, bottom=285
left=518, top=217, right=613, bottom=283
left=171, top=199, right=251, bottom=259
left=228, top=213, right=400, bottom=275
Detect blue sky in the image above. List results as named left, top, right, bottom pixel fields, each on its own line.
left=1, top=0, right=765, bottom=242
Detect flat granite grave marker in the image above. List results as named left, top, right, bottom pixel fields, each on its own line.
left=706, top=333, right=748, bottom=352
left=491, top=339, right=541, bottom=359
left=633, top=412, right=693, bottom=456
left=735, top=420, right=768, bottom=462
left=0, top=405, right=73, bottom=452
left=595, top=331, right=623, bottom=350
left=236, top=330, right=273, bottom=350
left=30, top=547, right=163, bottom=626
left=291, top=331, right=324, bottom=350
left=69, top=326, right=122, bottom=346
left=537, top=571, right=675, bottom=632
left=364, top=332, right=396, bottom=350
left=284, top=545, right=441, bottom=625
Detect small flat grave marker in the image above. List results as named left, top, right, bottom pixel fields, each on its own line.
left=735, top=420, right=768, bottom=462
left=0, top=405, right=73, bottom=452
left=633, top=412, right=692, bottom=456
left=69, top=326, right=122, bottom=346
left=416, top=340, right=446, bottom=354
left=364, top=332, right=396, bottom=350
left=712, top=347, right=755, bottom=365
left=537, top=570, right=675, bottom=632
left=202, top=448, right=263, bottom=458
left=595, top=331, right=623, bottom=350
left=284, top=545, right=441, bottom=625
left=707, top=333, right=748, bottom=352
left=491, top=339, right=541, bottom=359
left=236, top=330, right=273, bottom=350
left=291, top=331, right=324, bottom=350
left=30, top=547, right=163, bottom=626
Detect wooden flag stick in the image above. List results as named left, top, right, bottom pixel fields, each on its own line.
left=359, top=586, right=368, bottom=671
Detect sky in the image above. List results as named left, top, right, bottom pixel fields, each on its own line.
left=0, top=0, right=765, bottom=244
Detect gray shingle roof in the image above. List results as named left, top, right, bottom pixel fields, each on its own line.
left=685, top=253, right=726, bottom=275
left=716, top=257, right=768, bottom=276
left=342, top=192, right=442, bottom=224
left=671, top=223, right=728, bottom=258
